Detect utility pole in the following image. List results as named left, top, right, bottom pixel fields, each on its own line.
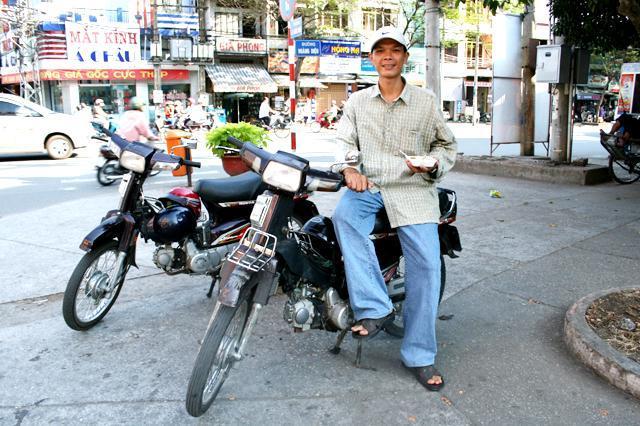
left=471, top=0, right=480, bottom=126
left=520, top=4, right=534, bottom=155
left=1, top=0, right=42, bottom=104
left=424, top=0, right=441, bottom=104
left=549, top=34, right=569, bottom=163
left=151, top=0, right=162, bottom=99
left=196, top=0, right=207, bottom=96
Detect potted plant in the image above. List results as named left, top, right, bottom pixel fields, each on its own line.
left=206, top=122, right=269, bottom=176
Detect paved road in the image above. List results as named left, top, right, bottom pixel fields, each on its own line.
left=1, top=122, right=639, bottom=424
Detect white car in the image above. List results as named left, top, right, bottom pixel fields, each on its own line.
left=0, top=94, right=92, bottom=159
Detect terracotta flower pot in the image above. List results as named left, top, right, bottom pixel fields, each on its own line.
left=221, top=154, right=250, bottom=176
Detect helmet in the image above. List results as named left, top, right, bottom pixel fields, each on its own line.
left=129, top=97, right=145, bottom=111
left=144, top=205, right=197, bottom=243
left=160, top=187, right=201, bottom=218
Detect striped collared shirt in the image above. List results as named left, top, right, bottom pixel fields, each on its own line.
left=336, top=80, right=457, bottom=227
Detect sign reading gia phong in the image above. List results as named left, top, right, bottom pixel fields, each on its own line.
left=65, top=22, right=140, bottom=65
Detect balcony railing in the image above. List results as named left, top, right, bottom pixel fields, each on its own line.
left=466, top=57, right=491, bottom=69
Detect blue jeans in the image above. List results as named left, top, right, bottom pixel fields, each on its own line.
left=332, top=189, right=441, bottom=367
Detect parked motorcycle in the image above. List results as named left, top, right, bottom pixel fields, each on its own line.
left=63, top=131, right=318, bottom=331
left=96, top=141, right=161, bottom=186
left=185, top=137, right=461, bottom=417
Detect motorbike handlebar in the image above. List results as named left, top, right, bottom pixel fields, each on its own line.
left=226, top=136, right=244, bottom=149
left=181, top=158, right=201, bottom=168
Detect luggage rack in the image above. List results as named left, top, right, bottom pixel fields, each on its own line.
left=228, top=227, right=277, bottom=272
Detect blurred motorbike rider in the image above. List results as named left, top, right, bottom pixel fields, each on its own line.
left=116, top=97, right=159, bottom=143
left=92, top=98, right=109, bottom=129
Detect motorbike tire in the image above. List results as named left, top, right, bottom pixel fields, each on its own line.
left=383, top=255, right=446, bottom=338
left=608, top=155, right=640, bottom=184
left=97, top=161, right=119, bottom=186
left=62, top=240, right=127, bottom=331
left=186, top=286, right=253, bottom=417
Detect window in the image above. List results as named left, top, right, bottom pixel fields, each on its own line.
left=0, top=101, right=20, bottom=116
left=242, top=15, right=257, bottom=37
left=362, top=8, right=395, bottom=32
left=318, top=11, right=349, bottom=29
left=444, top=45, right=458, bottom=63
left=215, top=12, right=240, bottom=36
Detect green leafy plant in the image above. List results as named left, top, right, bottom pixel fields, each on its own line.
left=205, top=122, right=269, bottom=158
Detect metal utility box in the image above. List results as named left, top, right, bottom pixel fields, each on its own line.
left=170, top=38, right=193, bottom=61
left=535, top=45, right=571, bottom=83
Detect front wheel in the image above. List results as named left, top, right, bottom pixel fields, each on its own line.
left=273, top=125, right=290, bottom=139
left=96, top=160, right=119, bottom=186
left=186, top=288, right=252, bottom=417
left=383, top=255, right=446, bottom=338
left=62, top=240, right=127, bottom=330
left=309, top=121, right=321, bottom=133
left=609, top=155, right=640, bottom=184
left=46, top=135, right=73, bottom=159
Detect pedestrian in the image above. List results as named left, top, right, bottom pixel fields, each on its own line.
left=116, top=97, right=159, bottom=143
left=259, top=96, right=275, bottom=127
left=331, top=26, right=457, bottom=392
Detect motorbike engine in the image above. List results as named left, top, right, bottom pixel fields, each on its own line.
left=152, top=246, right=185, bottom=273
left=283, top=284, right=351, bottom=331
left=153, top=240, right=236, bottom=275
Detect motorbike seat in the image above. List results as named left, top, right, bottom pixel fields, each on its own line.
left=372, top=210, right=392, bottom=234
left=195, top=171, right=267, bottom=204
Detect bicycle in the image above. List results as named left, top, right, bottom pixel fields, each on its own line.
left=599, top=130, right=640, bottom=184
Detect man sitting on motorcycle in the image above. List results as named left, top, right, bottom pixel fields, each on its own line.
left=116, top=97, right=159, bottom=143
left=332, top=27, right=457, bottom=392
left=610, top=112, right=640, bottom=148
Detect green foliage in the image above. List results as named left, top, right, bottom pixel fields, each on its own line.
left=206, top=122, right=268, bottom=159
left=549, top=0, right=639, bottom=50
left=455, top=0, right=532, bottom=14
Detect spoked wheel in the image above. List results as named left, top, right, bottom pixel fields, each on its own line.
left=62, top=240, right=127, bottom=330
left=309, top=121, right=321, bottom=133
left=609, top=155, right=640, bottom=184
left=97, top=160, right=119, bottom=186
left=186, top=289, right=252, bottom=417
left=383, top=255, right=446, bottom=338
left=273, top=125, right=290, bottom=139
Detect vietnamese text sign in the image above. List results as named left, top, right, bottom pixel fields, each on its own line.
left=320, top=40, right=360, bottom=58
left=1, top=69, right=189, bottom=84
left=319, top=55, right=360, bottom=74
left=295, top=40, right=320, bottom=57
left=66, top=22, right=140, bottom=65
left=268, top=51, right=319, bottom=74
left=216, top=37, right=267, bottom=54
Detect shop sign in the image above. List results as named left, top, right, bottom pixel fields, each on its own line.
left=289, top=17, right=303, bottom=39
left=319, top=55, right=359, bottom=74
left=360, top=58, right=376, bottom=74
left=216, top=37, right=267, bottom=54
left=464, top=81, right=492, bottom=87
left=617, top=73, right=635, bottom=113
left=1, top=69, right=189, bottom=84
left=320, top=40, right=360, bottom=58
left=295, top=40, right=320, bottom=57
left=66, top=22, right=140, bottom=64
left=268, top=51, right=319, bottom=74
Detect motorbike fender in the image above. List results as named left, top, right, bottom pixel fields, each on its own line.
left=80, top=212, right=137, bottom=260
left=438, top=224, right=462, bottom=258
left=218, top=259, right=279, bottom=307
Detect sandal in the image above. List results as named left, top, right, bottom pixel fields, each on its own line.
left=404, top=364, right=445, bottom=392
left=351, top=312, right=395, bottom=340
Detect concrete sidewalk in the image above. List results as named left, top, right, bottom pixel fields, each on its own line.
left=1, top=166, right=640, bottom=424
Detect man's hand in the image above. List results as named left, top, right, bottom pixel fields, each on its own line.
left=343, top=168, right=373, bottom=192
left=405, top=159, right=438, bottom=175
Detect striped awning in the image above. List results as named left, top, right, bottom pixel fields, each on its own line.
left=205, top=63, right=277, bottom=93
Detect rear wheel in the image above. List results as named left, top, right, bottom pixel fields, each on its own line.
left=62, top=240, right=127, bottom=330
left=383, top=255, right=446, bottom=338
left=273, top=125, right=290, bottom=139
left=609, top=155, right=640, bottom=184
left=46, top=135, right=73, bottom=159
left=186, top=286, right=253, bottom=417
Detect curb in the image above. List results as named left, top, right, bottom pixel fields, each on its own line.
left=564, top=287, right=640, bottom=399
left=453, top=155, right=611, bottom=185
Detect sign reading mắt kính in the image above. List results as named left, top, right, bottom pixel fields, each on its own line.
left=66, top=22, right=140, bottom=65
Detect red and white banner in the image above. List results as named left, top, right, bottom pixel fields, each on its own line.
left=216, top=38, right=267, bottom=55
left=1, top=69, right=189, bottom=84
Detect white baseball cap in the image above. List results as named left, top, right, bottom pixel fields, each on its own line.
left=367, top=26, right=408, bottom=52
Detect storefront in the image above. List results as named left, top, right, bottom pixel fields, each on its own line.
left=209, top=37, right=275, bottom=122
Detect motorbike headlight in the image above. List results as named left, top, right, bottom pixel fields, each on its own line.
left=262, top=161, right=303, bottom=192
left=119, top=150, right=146, bottom=173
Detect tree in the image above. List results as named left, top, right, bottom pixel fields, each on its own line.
left=548, top=0, right=639, bottom=50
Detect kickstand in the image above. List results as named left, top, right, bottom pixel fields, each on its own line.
left=354, top=339, right=376, bottom=371
left=329, top=329, right=348, bottom=355
left=206, top=277, right=219, bottom=298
